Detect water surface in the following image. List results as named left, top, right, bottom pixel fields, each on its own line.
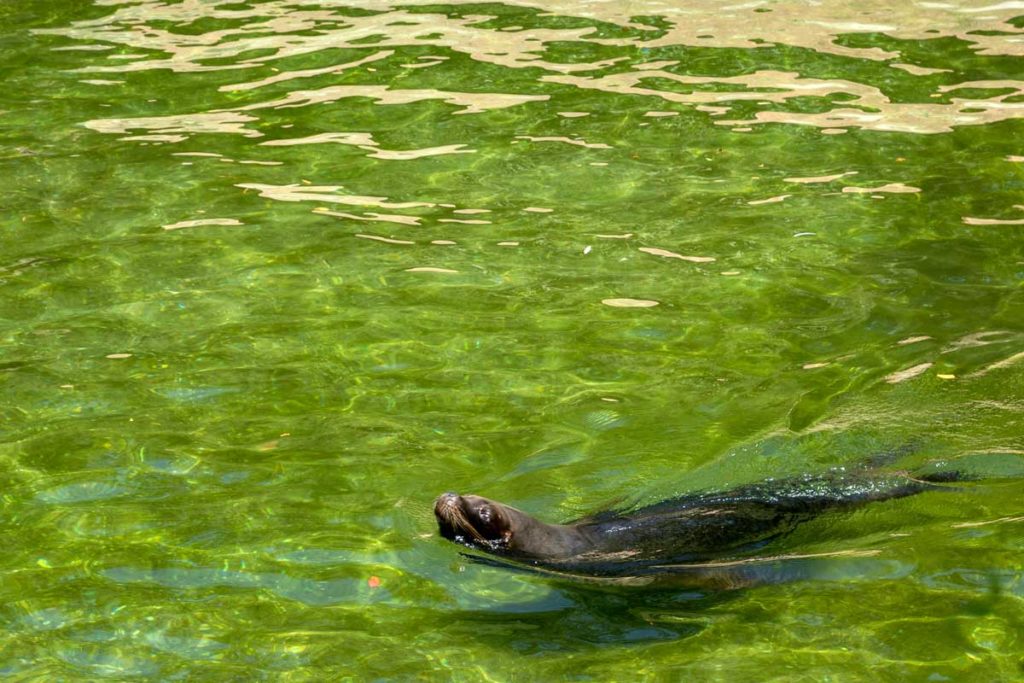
left=2, top=0, right=1023, bottom=679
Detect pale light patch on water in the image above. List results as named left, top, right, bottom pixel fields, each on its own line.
left=548, top=68, right=1024, bottom=134
left=405, top=267, right=459, bottom=273
left=162, top=218, right=244, bottom=231
left=638, top=247, right=716, bottom=263
left=233, top=84, right=550, bottom=115
left=354, top=234, right=415, bottom=245
left=84, top=112, right=262, bottom=138
left=601, top=298, right=659, bottom=308
left=514, top=135, right=613, bottom=149
left=238, top=183, right=434, bottom=209
left=320, top=210, right=422, bottom=226
left=584, top=409, right=626, bottom=432
left=221, top=50, right=396, bottom=92
left=747, top=194, right=791, bottom=205
left=967, top=350, right=1024, bottom=378
left=262, top=131, right=475, bottom=159
left=841, top=183, right=922, bottom=194
left=36, top=481, right=132, bottom=505
left=963, top=215, right=1024, bottom=225
left=32, top=0, right=1024, bottom=148
left=883, top=362, right=934, bottom=384
left=260, top=132, right=377, bottom=147
left=942, top=330, right=1017, bottom=354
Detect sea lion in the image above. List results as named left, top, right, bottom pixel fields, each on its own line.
left=434, top=469, right=959, bottom=581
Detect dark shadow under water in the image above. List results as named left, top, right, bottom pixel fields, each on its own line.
left=439, top=551, right=913, bottom=652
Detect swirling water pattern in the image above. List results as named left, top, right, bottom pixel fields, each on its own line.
left=2, top=0, right=1024, bottom=679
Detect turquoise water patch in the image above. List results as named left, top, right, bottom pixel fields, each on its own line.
left=36, top=480, right=131, bottom=504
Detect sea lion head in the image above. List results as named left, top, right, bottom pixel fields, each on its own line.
left=434, top=492, right=587, bottom=563
left=434, top=493, right=515, bottom=552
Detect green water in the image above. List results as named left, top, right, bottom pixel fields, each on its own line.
left=2, top=0, right=1023, bottom=679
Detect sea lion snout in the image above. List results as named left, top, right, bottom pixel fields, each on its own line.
left=433, top=492, right=516, bottom=548
left=434, top=492, right=471, bottom=543
left=434, top=492, right=461, bottom=520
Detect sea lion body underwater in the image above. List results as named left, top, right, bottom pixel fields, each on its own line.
left=434, top=469, right=960, bottom=581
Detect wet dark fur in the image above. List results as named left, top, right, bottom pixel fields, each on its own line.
left=434, top=470, right=959, bottom=580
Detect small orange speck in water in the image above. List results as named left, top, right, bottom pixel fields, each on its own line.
left=368, top=576, right=381, bottom=589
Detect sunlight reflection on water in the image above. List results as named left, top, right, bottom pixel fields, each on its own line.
left=3, top=0, right=1023, bottom=679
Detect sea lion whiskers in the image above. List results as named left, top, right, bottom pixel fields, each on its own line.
left=435, top=495, right=486, bottom=542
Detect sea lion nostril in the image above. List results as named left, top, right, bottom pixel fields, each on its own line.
left=434, top=493, right=460, bottom=513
